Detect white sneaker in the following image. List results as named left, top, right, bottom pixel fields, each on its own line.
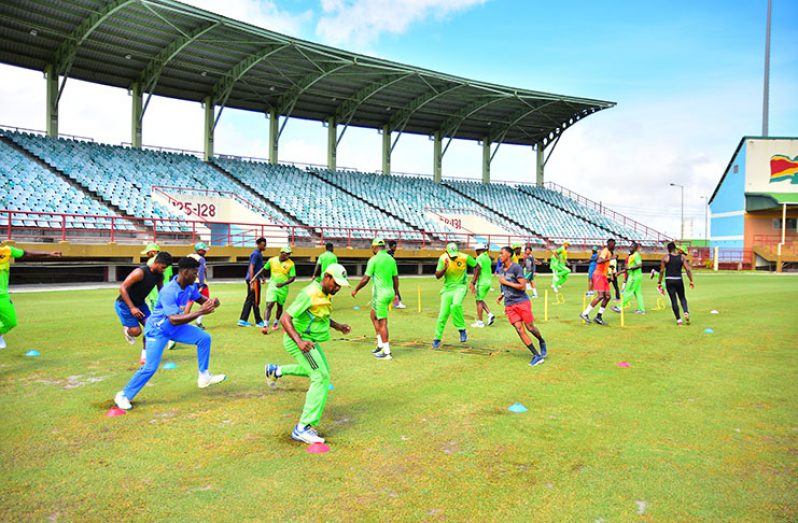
left=551, top=284, right=559, bottom=293
left=198, top=373, right=227, bottom=388
left=0, top=335, right=6, bottom=350
left=123, top=328, right=136, bottom=345
left=166, top=340, right=176, bottom=350
left=526, top=283, right=532, bottom=290
left=487, top=313, right=495, bottom=326
left=114, top=391, right=132, bottom=410
left=532, top=292, right=539, bottom=298
left=292, top=424, right=325, bottom=444
left=394, top=302, right=407, bottom=309
left=471, top=321, right=485, bottom=328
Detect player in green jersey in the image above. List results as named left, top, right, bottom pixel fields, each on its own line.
left=264, top=264, right=351, bottom=445
left=470, top=243, right=495, bottom=328
left=312, top=243, right=338, bottom=283
left=433, top=243, right=477, bottom=349
left=262, top=246, right=297, bottom=334
left=352, top=238, right=399, bottom=360
left=0, top=244, right=61, bottom=349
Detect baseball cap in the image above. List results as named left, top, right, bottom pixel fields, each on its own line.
left=511, top=242, right=522, bottom=249
left=372, top=238, right=385, bottom=247
left=563, top=241, right=571, bottom=247
left=140, top=242, right=160, bottom=254
left=280, top=245, right=293, bottom=254
left=446, top=242, right=458, bottom=256
left=592, top=245, right=599, bottom=251
left=194, top=242, right=208, bottom=251
left=474, top=243, right=487, bottom=251
left=324, top=263, right=350, bottom=287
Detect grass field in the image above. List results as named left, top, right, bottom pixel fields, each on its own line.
left=1, top=272, right=796, bottom=521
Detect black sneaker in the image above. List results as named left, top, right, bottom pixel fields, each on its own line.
left=594, top=315, right=607, bottom=325
left=371, top=347, right=382, bottom=354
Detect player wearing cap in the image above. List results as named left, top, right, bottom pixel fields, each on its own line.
left=262, top=246, right=297, bottom=334
left=549, top=241, right=571, bottom=293
left=264, top=264, right=351, bottom=445
left=470, top=243, right=495, bottom=328
left=312, top=243, right=338, bottom=283
left=617, top=241, right=645, bottom=314
left=0, top=244, right=61, bottom=350
left=586, top=246, right=598, bottom=296
left=496, top=246, right=547, bottom=366
left=142, top=243, right=173, bottom=310
left=433, top=243, right=477, bottom=349
left=352, top=238, right=399, bottom=360
left=580, top=239, right=617, bottom=325
left=521, top=245, right=541, bottom=298
left=184, top=242, right=210, bottom=329
left=112, top=256, right=226, bottom=411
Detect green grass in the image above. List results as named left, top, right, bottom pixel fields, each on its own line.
left=1, top=273, right=796, bottom=521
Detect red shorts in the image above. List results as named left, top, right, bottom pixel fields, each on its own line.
left=592, top=273, right=609, bottom=293
left=199, top=285, right=210, bottom=298
left=505, top=301, right=534, bottom=325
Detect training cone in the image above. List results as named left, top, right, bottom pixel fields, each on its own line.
left=162, top=361, right=177, bottom=369
left=508, top=403, right=528, bottom=413
left=710, top=310, right=719, bottom=314
left=105, top=407, right=127, bottom=417
left=25, top=350, right=40, bottom=357
left=307, top=442, right=330, bottom=454
left=328, top=384, right=334, bottom=390
left=353, top=306, right=360, bottom=310
left=617, top=361, right=631, bottom=368
left=704, top=328, right=714, bottom=334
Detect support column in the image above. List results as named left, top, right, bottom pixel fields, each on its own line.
left=203, top=96, right=214, bottom=161
left=381, top=124, right=391, bottom=175
left=482, top=138, right=491, bottom=184
left=269, top=108, right=279, bottom=165
left=433, top=131, right=442, bottom=183
left=535, top=141, right=545, bottom=187
left=327, top=116, right=337, bottom=171
left=131, top=82, right=143, bottom=148
left=45, top=64, right=59, bottom=137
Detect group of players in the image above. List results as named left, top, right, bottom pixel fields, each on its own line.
left=0, top=236, right=693, bottom=446
left=97, top=236, right=695, bottom=445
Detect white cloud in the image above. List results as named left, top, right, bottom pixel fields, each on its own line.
left=316, top=0, right=488, bottom=47
left=180, top=0, right=313, bottom=37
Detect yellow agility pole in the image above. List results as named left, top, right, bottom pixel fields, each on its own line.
left=417, top=285, right=421, bottom=313
left=544, top=290, right=548, bottom=322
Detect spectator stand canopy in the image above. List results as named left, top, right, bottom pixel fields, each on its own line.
left=0, top=0, right=615, bottom=183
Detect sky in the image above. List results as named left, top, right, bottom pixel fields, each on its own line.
left=1, top=0, right=796, bottom=238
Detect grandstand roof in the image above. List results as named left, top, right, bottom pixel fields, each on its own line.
left=0, top=0, right=615, bottom=147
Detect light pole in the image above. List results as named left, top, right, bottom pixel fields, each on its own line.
left=700, top=195, right=709, bottom=245
left=670, top=183, right=685, bottom=240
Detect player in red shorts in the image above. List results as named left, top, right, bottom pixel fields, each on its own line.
left=496, top=246, right=547, bottom=366
left=580, top=238, right=617, bottom=325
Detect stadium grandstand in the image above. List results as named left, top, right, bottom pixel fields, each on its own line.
left=0, top=0, right=672, bottom=282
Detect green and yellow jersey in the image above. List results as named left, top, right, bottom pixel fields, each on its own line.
left=0, top=245, right=24, bottom=296
left=436, top=252, right=477, bottom=291
left=286, top=281, right=333, bottom=342
left=266, top=256, right=296, bottom=284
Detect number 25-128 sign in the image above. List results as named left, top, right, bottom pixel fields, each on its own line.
left=171, top=200, right=216, bottom=218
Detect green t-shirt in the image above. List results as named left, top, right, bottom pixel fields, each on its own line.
left=627, top=252, right=643, bottom=276
left=476, top=252, right=493, bottom=286
left=436, top=253, right=477, bottom=291
left=315, top=251, right=338, bottom=282
left=146, top=257, right=172, bottom=300
left=0, top=246, right=24, bottom=296
left=266, top=256, right=296, bottom=284
left=365, top=250, right=398, bottom=296
left=286, top=281, right=333, bottom=342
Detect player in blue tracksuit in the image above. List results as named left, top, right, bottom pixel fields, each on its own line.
left=112, top=256, right=227, bottom=410
left=586, top=246, right=598, bottom=296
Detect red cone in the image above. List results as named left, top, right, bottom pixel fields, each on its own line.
left=306, top=442, right=330, bottom=454
left=106, top=407, right=127, bottom=417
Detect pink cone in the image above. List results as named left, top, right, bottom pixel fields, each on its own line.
left=617, top=361, right=630, bottom=368
left=306, top=442, right=330, bottom=454
left=105, top=407, right=127, bottom=417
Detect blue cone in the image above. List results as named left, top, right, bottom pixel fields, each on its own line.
left=25, top=350, right=40, bottom=357
left=508, top=403, right=528, bottom=413
left=353, top=306, right=360, bottom=310
left=162, top=361, right=177, bottom=369
left=704, top=328, right=714, bottom=334
left=328, top=384, right=334, bottom=390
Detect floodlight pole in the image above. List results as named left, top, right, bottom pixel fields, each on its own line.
left=326, top=116, right=337, bottom=171
left=762, top=0, right=772, bottom=137
left=381, top=124, right=391, bottom=175
left=432, top=131, right=443, bottom=183
left=131, top=82, right=143, bottom=148
left=45, top=64, right=59, bottom=137
left=670, top=183, right=685, bottom=240
left=268, top=108, right=279, bottom=165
